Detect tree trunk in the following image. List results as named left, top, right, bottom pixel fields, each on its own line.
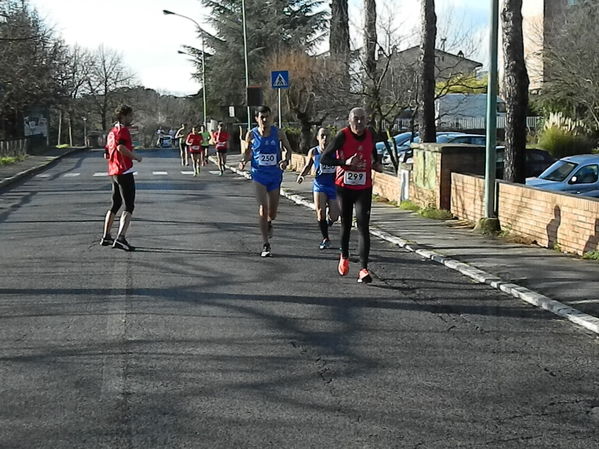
left=364, top=0, right=377, bottom=119
left=502, top=0, right=529, bottom=183
left=329, top=0, right=350, bottom=59
left=419, top=0, right=437, bottom=142
left=330, top=0, right=350, bottom=90
left=57, top=110, right=62, bottom=146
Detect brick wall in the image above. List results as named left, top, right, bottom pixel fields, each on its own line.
left=372, top=171, right=401, bottom=202
left=451, top=172, right=599, bottom=255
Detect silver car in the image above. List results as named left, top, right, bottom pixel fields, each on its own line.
left=526, top=154, right=599, bottom=197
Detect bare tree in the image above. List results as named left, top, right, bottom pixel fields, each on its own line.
left=502, top=0, right=529, bottom=183
left=86, top=45, right=135, bottom=130
left=419, top=0, right=437, bottom=142
left=541, top=0, right=599, bottom=130
left=329, top=0, right=350, bottom=62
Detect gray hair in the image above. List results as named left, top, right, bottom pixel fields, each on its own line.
left=349, top=107, right=367, bottom=119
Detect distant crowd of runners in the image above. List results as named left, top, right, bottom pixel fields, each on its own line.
left=101, top=104, right=382, bottom=284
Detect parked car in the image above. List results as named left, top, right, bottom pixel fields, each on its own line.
left=376, top=132, right=466, bottom=164
left=436, top=133, right=487, bottom=145
left=497, top=148, right=555, bottom=179
left=525, top=154, right=599, bottom=197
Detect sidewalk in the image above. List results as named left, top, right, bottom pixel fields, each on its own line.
left=2, top=149, right=599, bottom=334
left=225, top=153, right=599, bottom=335
left=0, top=147, right=85, bottom=189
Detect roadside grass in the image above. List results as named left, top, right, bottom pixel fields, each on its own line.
left=582, top=251, right=599, bottom=262
left=0, top=155, right=25, bottom=166
left=418, top=206, right=453, bottom=220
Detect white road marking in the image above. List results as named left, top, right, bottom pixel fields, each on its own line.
left=209, top=170, right=222, bottom=175
left=181, top=171, right=195, bottom=175
left=153, top=171, right=168, bottom=175
left=63, top=173, right=80, bottom=177
left=94, top=172, right=108, bottom=177
left=36, top=174, right=50, bottom=178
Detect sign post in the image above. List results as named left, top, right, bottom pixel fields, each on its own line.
left=271, top=70, right=290, bottom=129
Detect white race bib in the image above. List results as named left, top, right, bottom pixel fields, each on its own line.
left=258, top=153, right=277, bottom=166
left=320, top=164, right=336, bottom=174
left=191, top=145, right=200, bottom=151
left=343, top=171, right=366, bottom=185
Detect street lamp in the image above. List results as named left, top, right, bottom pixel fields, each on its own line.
left=241, top=0, right=251, bottom=130
left=163, top=9, right=208, bottom=129
left=484, top=0, right=499, bottom=219
left=82, top=117, right=87, bottom=147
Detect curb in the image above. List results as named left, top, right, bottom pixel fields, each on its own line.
left=225, top=161, right=599, bottom=336
left=0, top=148, right=85, bottom=190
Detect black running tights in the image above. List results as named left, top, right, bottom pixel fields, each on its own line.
left=110, top=173, right=136, bottom=214
left=337, top=186, right=372, bottom=269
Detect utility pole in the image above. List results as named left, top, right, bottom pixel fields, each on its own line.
left=163, top=10, right=208, bottom=129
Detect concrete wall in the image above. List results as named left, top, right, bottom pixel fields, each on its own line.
left=451, top=172, right=599, bottom=255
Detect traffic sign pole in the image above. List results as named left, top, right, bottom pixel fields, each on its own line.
left=278, top=89, right=282, bottom=129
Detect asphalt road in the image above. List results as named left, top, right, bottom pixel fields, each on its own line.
left=1, top=148, right=598, bottom=449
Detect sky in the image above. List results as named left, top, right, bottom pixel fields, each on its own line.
left=30, top=0, right=491, bottom=97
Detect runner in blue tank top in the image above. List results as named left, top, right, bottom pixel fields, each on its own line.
left=239, top=105, right=292, bottom=257
left=297, top=127, right=340, bottom=250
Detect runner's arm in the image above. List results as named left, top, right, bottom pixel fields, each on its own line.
left=279, top=129, right=292, bottom=169
left=117, top=144, right=141, bottom=163
left=320, top=131, right=346, bottom=166
left=297, top=148, right=314, bottom=183
left=239, top=131, right=253, bottom=169
left=370, top=132, right=383, bottom=172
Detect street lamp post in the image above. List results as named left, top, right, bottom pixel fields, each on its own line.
left=163, top=9, right=208, bottom=129
left=82, top=117, right=87, bottom=147
left=484, top=0, right=500, bottom=219
left=241, top=0, right=251, bottom=131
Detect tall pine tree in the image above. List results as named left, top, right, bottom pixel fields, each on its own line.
left=199, top=0, right=327, bottom=112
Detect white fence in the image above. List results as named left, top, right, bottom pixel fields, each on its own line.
left=0, top=138, right=27, bottom=157
left=437, top=116, right=542, bottom=131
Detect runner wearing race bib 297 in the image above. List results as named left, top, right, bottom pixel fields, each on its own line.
left=238, top=105, right=293, bottom=258
left=296, top=127, right=340, bottom=250
left=319, top=107, right=383, bottom=283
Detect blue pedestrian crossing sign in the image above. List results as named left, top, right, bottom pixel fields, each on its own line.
left=271, top=70, right=290, bottom=89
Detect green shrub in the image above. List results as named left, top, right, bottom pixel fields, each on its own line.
left=538, top=127, right=594, bottom=158
left=582, top=251, right=599, bottom=261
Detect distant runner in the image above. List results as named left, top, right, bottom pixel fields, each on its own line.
left=296, top=127, right=339, bottom=250
left=200, top=125, right=211, bottom=166
left=186, top=126, right=204, bottom=176
left=320, top=107, right=383, bottom=283
left=239, top=106, right=292, bottom=257
left=175, top=123, right=188, bottom=166
left=212, top=122, right=229, bottom=176
left=100, top=104, right=143, bottom=251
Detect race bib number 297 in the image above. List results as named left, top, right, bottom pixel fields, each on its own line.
left=258, top=153, right=277, bottom=166
left=343, top=171, right=366, bottom=185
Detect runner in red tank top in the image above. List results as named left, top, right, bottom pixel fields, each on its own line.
left=186, top=126, right=204, bottom=176
left=100, top=104, right=143, bottom=251
left=320, top=107, right=383, bottom=283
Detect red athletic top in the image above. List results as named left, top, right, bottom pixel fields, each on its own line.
left=106, top=124, right=134, bottom=176
left=334, top=127, right=374, bottom=190
left=186, top=133, right=203, bottom=152
left=212, top=130, right=229, bottom=150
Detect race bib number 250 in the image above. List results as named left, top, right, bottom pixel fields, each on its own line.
left=258, top=153, right=277, bottom=166
left=343, top=171, right=366, bottom=185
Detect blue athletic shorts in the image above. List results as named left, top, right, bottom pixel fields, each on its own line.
left=252, top=170, right=283, bottom=192
left=313, top=181, right=337, bottom=200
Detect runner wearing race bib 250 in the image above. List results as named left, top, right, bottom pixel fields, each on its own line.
left=320, top=107, right=383, bottom=283
left=239, top=105, right=293, bottom=258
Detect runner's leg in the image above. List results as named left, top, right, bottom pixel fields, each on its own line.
left=115, top=174, right=136, bottom=239
left=354, top=188, right=373, bottom=270
left=338, top=187, right=356, bottom=259
left=314, top=191, right=329, bottom=241
left=254, top=181, right=270, bottom=245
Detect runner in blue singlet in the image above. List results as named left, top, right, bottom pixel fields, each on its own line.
left=239, top=105, right=293, bottom=257
left=297, top=127, right=340, bottom=250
